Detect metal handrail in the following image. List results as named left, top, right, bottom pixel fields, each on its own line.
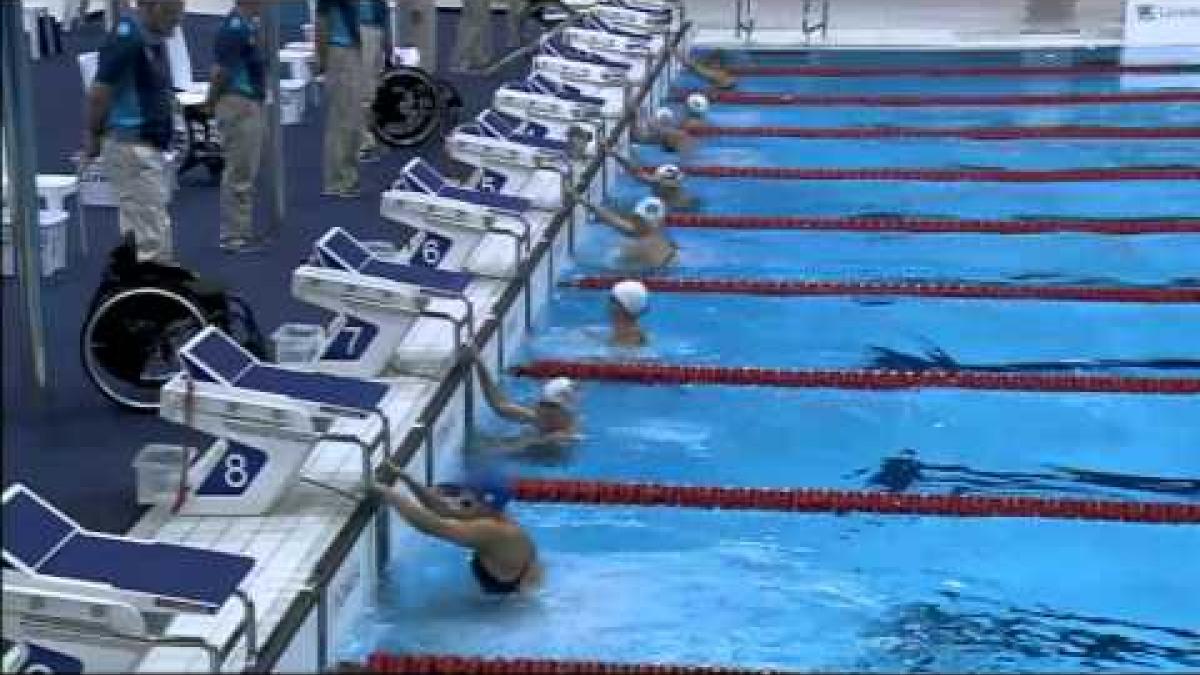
left=803, top=0, right=831, bottom=43
left=249, top=20, right=692, bottom=673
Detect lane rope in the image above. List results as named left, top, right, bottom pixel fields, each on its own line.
left=567, top=276, right=1200, bottom=304
left=639, top=165, right=1200, bottom=182
left=686, top=125, right=1200, bottom=140
left=665, top=214, right=1200, bottom=234
left=674, top=89, right=1200, bottom=106
left=366, top=652, right=798, bottom=674
left=723, top=63, right=1200, bottom=77
left=513, top=478, right=1200, bottom=524
left=513, top=360, right=1200, bottom=394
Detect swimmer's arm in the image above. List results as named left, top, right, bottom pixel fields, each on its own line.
left=378, top=485, right=489, bottom=546
left=474, top=360, right=538, bottom=424
left=603, top=141, right=654, bottom=185
left=495, top=430, right=581, bottom=453
left=394, top=474, right=457, bottom=518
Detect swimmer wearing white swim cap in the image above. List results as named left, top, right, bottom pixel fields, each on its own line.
left=640, top=105, right=692, bottom=154
left=470, top=346, right=581, bottom=452
left=565, top=187, right=679, bottom=270
left=609, top=279, right=650, bottom=346
left=650, top=163, right=695, bottom=210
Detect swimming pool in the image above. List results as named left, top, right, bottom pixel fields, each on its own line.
left=340, top=47, right=1200, bottom=672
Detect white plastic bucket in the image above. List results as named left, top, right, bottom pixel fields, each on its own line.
left=272, top=323, right=325, bottom=365
left=132, top=444, right=190, bottom=506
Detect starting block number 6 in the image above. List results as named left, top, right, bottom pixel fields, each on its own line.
left=196, top=444, right=267, bottom=496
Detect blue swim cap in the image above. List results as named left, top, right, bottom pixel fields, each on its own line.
left=468, top=472, right=513, bottom=512
left=441, top=471, right=513, bottom=513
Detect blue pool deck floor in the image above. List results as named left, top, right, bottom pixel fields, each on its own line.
left=1, top=9, right=530, bottom=535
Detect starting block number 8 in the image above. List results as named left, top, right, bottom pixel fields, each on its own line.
left=196, top=444, right=267, bottom=496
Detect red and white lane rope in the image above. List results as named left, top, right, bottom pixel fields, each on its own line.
left=675, top=89, right=1200, bottom=106
left=365, top=652, right=798, bottom=674
left=686, top=125, right=1200, bottom=140
left=724, top=63, right=1200, bottom=78
left=512, top=478, right=1200, bottom=524
left=513, top=360, right=1200, bottom=395
left=567, top=276, right=1200, bottom=304
left=639, top=165, right=1200, bottom=182
left=665, top=214, right=1200, bottom=235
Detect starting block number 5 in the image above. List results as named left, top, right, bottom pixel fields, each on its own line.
left=196, top=444, right=267, bottom=496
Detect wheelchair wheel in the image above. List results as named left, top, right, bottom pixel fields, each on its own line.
left=372, top=66, right=442, bottom=148
left=80, top=286, right=208, bottom=412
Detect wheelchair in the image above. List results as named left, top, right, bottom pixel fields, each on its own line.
left=371, top=59, right=464, bottom=148
left=81, top=234, right=265, bottom=412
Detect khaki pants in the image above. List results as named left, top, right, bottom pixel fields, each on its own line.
left=505, top=0, right=526, bottom=48
left=104, top=138, right=173, bottom=264
left=323, top=45, right=362, bottom=193
left=216, top=94, right=264, bottom=243
left=360, top=25, right=386, bottom=153
left=453, top=0, right=493, bottom=70
left=403, top=0, right=437, bottom=73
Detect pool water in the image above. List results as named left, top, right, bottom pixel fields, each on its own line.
left=340, top=48, right=1200, bottom=672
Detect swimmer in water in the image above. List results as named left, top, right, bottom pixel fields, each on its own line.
left=377, top=472, right=543, bottom=595
left=601, top=137, right=695, bottom=210
left=633, top=106, right=693, bottom=154
left=609, top=279, right=650, bottom=347
left=473, top=348, right=581, bottom=452
left=569, top=190, right=679, bottom=270
left=678, top=47, right=737, bottom=90
left=679, top=93, right=711, bottom=132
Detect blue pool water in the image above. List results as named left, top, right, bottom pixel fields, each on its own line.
left=678, top=73, right=1200, bottom=95
left=641, top=138, right=1200, bottom=170
left=341, top=48, right=1200, bottom=672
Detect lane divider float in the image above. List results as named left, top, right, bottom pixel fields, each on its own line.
left=674, top=90, right=1200, bottom=107
left=665, top=214, right=1200, bottom=234
left=686, top=125, right=1200, bottom=140
left=639, top=165, right=1200, bottom=182
left=366, top=652, right=799, bottom=674
left=513, top=360, right=1200, bottom=395
left=513, top=478, right=1200, bottom=524
left=567, top=276, right=1200, bottom=304
left=723, top=63, right=1200, bottom=78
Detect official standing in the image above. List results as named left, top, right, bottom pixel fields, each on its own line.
left=83, top=0, right=184, bottom=264
left=317, top=0, right=362, bottom=197
left=358, top=0, right=389, bottom=161
left=206, top=0, right=267, bottom=253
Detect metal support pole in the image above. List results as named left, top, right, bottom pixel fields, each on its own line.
left=2, top=0, right=50, bottom=393
left=105, top=0, right=123, bottom=32
left=262, top=1, right=286, bottom=239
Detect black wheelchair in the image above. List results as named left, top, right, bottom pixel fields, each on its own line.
left=80, top=234, right=265, bottom=412
left=371, top=60, right=463, bottom=148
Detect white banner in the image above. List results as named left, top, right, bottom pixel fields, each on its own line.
left=1124, top=0, right=1200, bottom=45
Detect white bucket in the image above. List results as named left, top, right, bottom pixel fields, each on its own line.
left=1, top=209, right=69, bottom=278
left=271, top=323, right=325, bottom=365
left=132, top=444, right=190, bottom=507
left=281, top=78, right=307, bottom=126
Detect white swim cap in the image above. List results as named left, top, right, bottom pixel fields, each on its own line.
left=634, top=196, right=667, bottom=224
left=540, top=377, right=577, bottom=407
left=686, top=93, right=710, bottom=117
left=611, top=280, right=649, bottom=316
left=654, top=106, right=676, bottom=126
left=654, top=163, right=683, bottom=182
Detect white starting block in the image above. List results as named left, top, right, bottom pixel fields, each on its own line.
left=535, top=34, right=643, bottom=87
left=2, top=484, right=257, bottom=673
left=592, top=2, right=674, bottom=33
left=293, top=227, right=478, bottom=379
left=446, top=110, right=582, bottom=211
left=381, top=158, right=532, bottom=278
left=494, top=74, right=614, bottom=144
left=157, top=326, right=409, bottom=516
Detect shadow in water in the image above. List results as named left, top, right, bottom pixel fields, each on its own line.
left=858, top=449, right=1200, bottom=501
left=867, top=345, right=1200, bottom=374
left=857, top=593, right=1200, bottom=672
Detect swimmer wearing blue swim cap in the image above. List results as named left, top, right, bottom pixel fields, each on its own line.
left=565, top=187, right=679, bottom=270
left=378, top=472, right=542, bottom=595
